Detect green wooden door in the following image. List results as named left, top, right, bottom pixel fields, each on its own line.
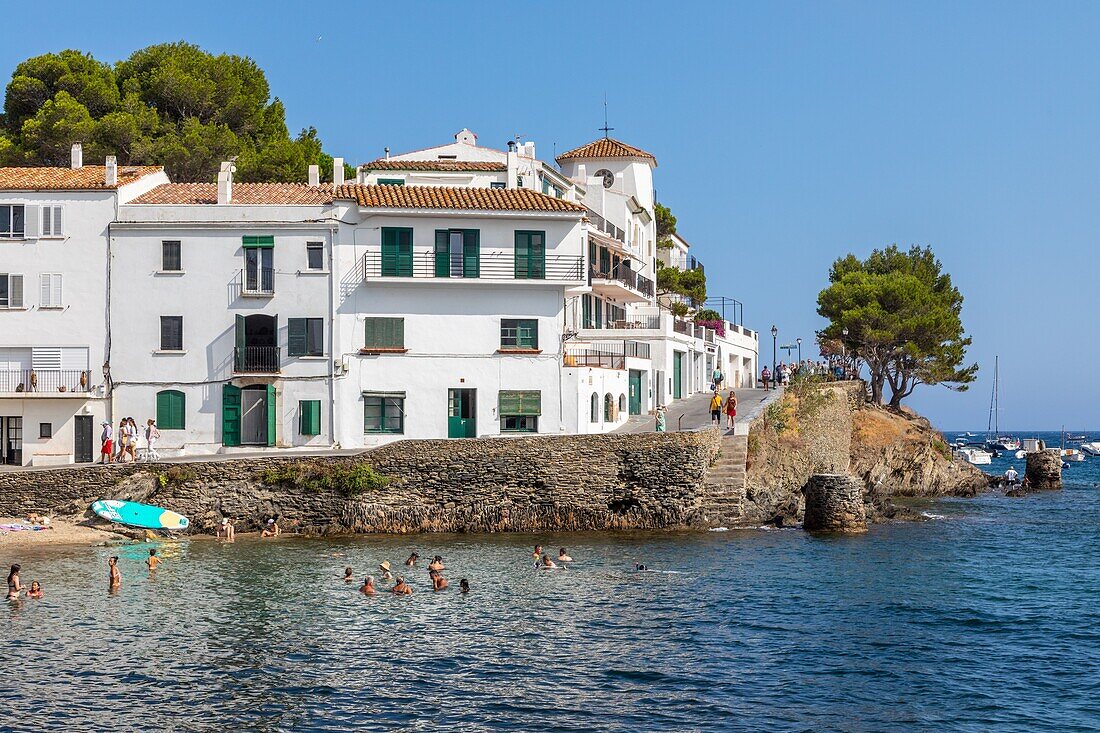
left=382, top=227, right=413, bottom=276
left=266, top=383, right=276, bottom=446
left=222, top=383, right=241, bottom=446
left=434, top=230, right=450, bottom=277
left=514, top=231, right=545, bottom=279
left=447, top=389, right=476, bottom=438
left=673, top=352, right=683, bottom=400
left=629, top=369, right=642, bottom=415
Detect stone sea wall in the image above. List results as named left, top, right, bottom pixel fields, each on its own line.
left=0, top=430, right=721, bottom=534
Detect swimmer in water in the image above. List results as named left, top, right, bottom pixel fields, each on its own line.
left=635, top=563, right=647, bottom=571
left=261, top=519, right=280, bottom=538
left=558, top=548, right=573, bottom=563
left=360, top=576, right=376, bottom=596
left=532, top=544, right=542, bottom=559
left=405, top=552, right=419, bottom=567
left=428, top=555, right=444, bottom=571
left=7, top=564, right=21, bottom=600
left=146, top=548, right=160, bottom=573
left=429, top=569, right=448, bottom=591
left=392, top=577, right=412, bottom=595
left=108, top=556, right=121, bottom=590
left=459, top=578, right=470, bottom=594
left=343, top=567, right=354, bottom=582
left=26, top=580, right=42, bottom=599
left=540, top=554, right=557, bottom=569
left=378, top=561, right=394, bottom=581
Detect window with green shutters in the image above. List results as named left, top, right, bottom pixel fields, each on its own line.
left=378, top=178, right=405, bottom=186
left=364, top=395, right=405, bottom=433
left=288, top=318, right=323, bottom=356
left=364, top=317, right=404, bottom=350
left=500, top=319, right=538, bottom=350
left=514, top=230, right=546, bottom=279
left=381, top=227, right=413, bottom=277
left=156, top=390, right=186, bottom=429
left=434, top=229, right=480, bottom=278
left=299, top=400, right=321, bottom=436
left=500, top=390, right=540, bottom=433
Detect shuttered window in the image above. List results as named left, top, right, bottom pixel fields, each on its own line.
left=160, top=316, right=183, bottom=351
left=40, top=206, right=63, bottom=237
left=299, top=400, right=321, bottom=436
left=39, top=273, right=63, bottom=308
left=156, top=390, right=186, bottom=429
left=0, top=274, right=24, bottom=308
left=288, top=318, right=323, bottom=356
left=381, top=228, right=413, bottom=277
left=498, top=390, right=541, bottom=416
left=514, top=230, right=546, bottom=279
left=364, top=317, right=404, bottom=350
left=501, top=319, right=538, bottom=350
left=378, top=178, right=405, bottom=186
left=162, top=241, right=182, bottom=271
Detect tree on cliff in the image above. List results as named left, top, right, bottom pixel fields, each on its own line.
left=817, top=245, right=978, bottom=407
left=0, top=44, right=347, bottom=183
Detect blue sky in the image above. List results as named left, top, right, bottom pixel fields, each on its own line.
left=3, top=1, right=1097, bottom=430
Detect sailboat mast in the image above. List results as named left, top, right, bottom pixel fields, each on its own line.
left=994, top=356, right=999, bottom=435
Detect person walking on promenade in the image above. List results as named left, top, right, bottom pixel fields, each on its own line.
left=144, top=419, right=160, bottom=461
left=99, top=421, right=113, bottom=464
left=761, top=367, right=771, bottom=391
left=712, top=367, right=724, bottom=391
left=709, top=392, right=723, bottom=426
left=724, top=390, right=738, bottom=430
left=655, top=405, right=667, bottom=432
left=124, top=418, right=139, bottom=463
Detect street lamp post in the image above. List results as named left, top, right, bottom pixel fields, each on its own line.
left=796, top=337, right=802, bottom=363
left=770, top=325, right=778, bottom=389
left=841, top=327, right=849, bottom=378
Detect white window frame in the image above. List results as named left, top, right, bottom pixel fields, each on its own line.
left=39, top=273, right=63, bottom=308
left=0, top=273, right=24, bottom=308
left=0, top=205, right=25, bottom=239
left=40, top=205, right=63, bottom=238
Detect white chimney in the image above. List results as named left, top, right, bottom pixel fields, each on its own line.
left=71, top=143, right=83, bottom=169
left=576, top=164, right=587, bottom=182
left=524, top=141, right=536, bottom=159
left=217, top=161, right=235, bottom=205
left=308, top=164, right=320, bottom=187
left=104, top=156, right=117, bottom=186
left=333, top=157, right=345, bottom=188
left=455, top=128, right=477, bottom=146
left=506, top=150, right=519, bottom=189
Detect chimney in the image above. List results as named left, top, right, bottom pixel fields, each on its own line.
left=71, top=143, right=83, bottom=169
left=104, top=156, right=118, bottom=186
left=507, top=140, right=517, bottom=153
left=217, top=160, right=235, bottom=205
left=524, top=141, right=536, bottom=159
left=506, top=149, right=519, bottom=189
left=308, top=164, right=320, bottom=187
left=576, top=164, right=587, bottom=182
left=355, top=165, right=365, bottom=184
left=333, top=157, right=345, bottom=189
left=384, top=147, right=390, bottom=160
left=455, top=128, right=477, bottom=146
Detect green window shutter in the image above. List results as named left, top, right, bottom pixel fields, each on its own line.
left=434, top=230, right=450, bottom=277
left=299, top=400, right=321, bottom=436
left=463, top=229, right=480, bottom=278
left=222, top=384, right=241, bottom=446
left=365, top=317, right=404, bottom=349
left=381, top=228, right=413, bottom=276
left=288, top=318, right=307, bottom=357
left=242, top=235, right=275, bottom=248
left=156, top=390, right=185, bottom=430
left=397, top=228, right=413, bottom=276
left=378, top=178, right=404, bottom=186
left=155, top=391, right=169, bottom=427
left=266, top=384, right=277, bottom=447
left=499, top=390, right=541, bottom=416
left=514, top=231, right=545, bottom=279
left=515, top=231, right=529, bottom=278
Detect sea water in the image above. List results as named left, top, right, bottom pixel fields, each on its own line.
left=2, top=437, right=1099, bottom=732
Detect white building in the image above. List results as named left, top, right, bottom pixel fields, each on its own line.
left=0, top=145, right=167, bottom=466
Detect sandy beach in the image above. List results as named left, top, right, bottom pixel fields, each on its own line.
left=0, top=517, right=127, bottom=548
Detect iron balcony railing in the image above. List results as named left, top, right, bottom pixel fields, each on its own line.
left=582, top=314, right=661, bottom=330
left=0, top=369, right=93, bottom=393
left=589, top=264, right=655, bottom=298
left=362, top=251, right=584, bottom=282
left=243, top=266, right=275, bottom=294
left=234, top=346, right=281, bottom=373
left=664, top=255, right=705, bottom=274
left=564, top=340, right=650, bottom=369
left=586, top=208, right=626, bottom=243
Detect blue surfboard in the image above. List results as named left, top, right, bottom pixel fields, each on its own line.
left=91, top=499, right=189, bottom=531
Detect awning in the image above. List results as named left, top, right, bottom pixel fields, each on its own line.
left=243, top=235, right=275, bottom=248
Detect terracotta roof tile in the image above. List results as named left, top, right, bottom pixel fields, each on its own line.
left=130, top=183, right=333, bottom=205
left=555, top=137, right=657, bottom=165
left=363, top=159, right=507, bottom=172
left=0, top=165, right=163, bottom=191
left=334, top=184, right=586, bottom=213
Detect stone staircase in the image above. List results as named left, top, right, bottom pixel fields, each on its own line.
left=698, top=432, right=748, bottom=526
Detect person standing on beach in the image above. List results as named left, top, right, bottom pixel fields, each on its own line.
left=99, top=421, right=113, bottom=464
left=7, top=564, right=21, bottom=600
left=108, top=557, right=121, bottom=591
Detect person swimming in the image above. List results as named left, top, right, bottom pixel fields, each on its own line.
left=343, top=567, right=354, bottom=583
left=360, top=576, right=376, bottom=596
left=539, top=554, right=557, bottom=569
left=392, top=577, right=412, bottom=595
left=459, top=578, right=470, bottom=594
left=146, top=548, right=160, bottom=573
left=558, top=548, right=573, bottom=562
left=428, top=555, right=444, bottom=571
left=405, top=552, right=420, bottom=567
left=532, top=544, right=542, bottom=559
left=378, top=561, right=394, bottom=581
left=635, top=563, right=647, bottom=571
left=7, top=564, right=21, bottom=600
left=429, top=569, right=449, bottom=591
left=108, top=556, right=121, bottom=590
left=26, top=580, right=42, bottom=599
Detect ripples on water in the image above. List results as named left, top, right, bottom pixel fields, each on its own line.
left=4, top=457, right=1100, bottom=731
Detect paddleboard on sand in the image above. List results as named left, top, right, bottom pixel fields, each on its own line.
left=91, top=500, right=189, bottom=531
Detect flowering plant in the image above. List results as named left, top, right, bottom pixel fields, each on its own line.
left=694, top=318, right=726, bottom=337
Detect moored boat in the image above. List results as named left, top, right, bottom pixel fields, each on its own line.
left=955, top=446, right=993, bottom=465
left=1080, top=441, right=1100, bottom=456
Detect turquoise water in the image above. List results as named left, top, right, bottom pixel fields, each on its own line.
left=3, top=445, right=1100, bottom=731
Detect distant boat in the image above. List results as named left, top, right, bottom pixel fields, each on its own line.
left=1015, top=450, right=1027, bottom=459
left=1080, top=441, right=1100, bottom=456
left=1062, top=449, right=1086, bottom=462
left=955, top=446, right=992, bottom=465
left=1065, top=434, right=1087, bottom=442
left=984, top=357, right=1020, bottom=452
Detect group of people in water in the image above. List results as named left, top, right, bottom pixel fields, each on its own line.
left=6, top=547, right=160, bottom=600
left=347, top=551, right=470, bottom=596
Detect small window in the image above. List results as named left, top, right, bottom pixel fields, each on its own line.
left=0, top=205, right=25, bottom=238
left=156, top=390, right=186, bottom=429
left=364, top=317, right=404, bottom=350
left=299, top=400, right=321, bottom=436
left=160, top=316, right=183, bottom=351
left=377, top=178, right=405, bottom=186
left=501, top=319, right=538, bottom=350
left=306, top=241, right=324, bottom=270
left=364, top=395, right=404, bottom=433
left=0, top=274, right=24, bottom=308
left=39, top=273, right=63, bottom=308
left=501, top=415, right=537, bottom=432
left=590, top=393, right=599, bottom=423
left=618, top=394, right=627, bottom=413
left=490, top=181, right=506, bottom=190
left=41, top=206, right=63, bottom=237
left=39, top=422, right=52, bottom=439
left=499, top=390, right=541, bottom=433
left=604, top=393, right=615, bottom=422
left=288, top=318, right=324, bottom=357
left=162, top=241, right=182, bottom=271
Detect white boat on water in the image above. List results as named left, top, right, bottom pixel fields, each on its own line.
left=955, top=447, right=993, bottom=465
left=1061, top=448, right=1085, bottom=462
left=1081, top=441, right=1100, bottom=456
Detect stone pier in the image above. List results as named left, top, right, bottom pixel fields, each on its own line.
left=801, top=474, right=867, bottom=533
left=1025, top=449, right=1063, bottom=490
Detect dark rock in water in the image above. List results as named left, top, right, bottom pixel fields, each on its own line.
left=1025, top=450, right=1062, bottom=490
left=802, top=474, right=867, bottom=533
left=1004, top=485, right=1028, bottom=497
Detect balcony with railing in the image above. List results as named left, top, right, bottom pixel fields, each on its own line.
left=564, top=340, right=651, bottom=370
left=662, top=255, right=705, bottom=275
left=234, top=346, right=281, bottom=373
left=581, top=314, right=662, bottom=331
left=242, top=266, right=275, bottom=296
left=589, top=263, right=655, bottom=301
left=361, top=251, right=584, bottom=283
left=0, top=369, right=94, bottom=395
left=585, top=208, right=626, bottom=243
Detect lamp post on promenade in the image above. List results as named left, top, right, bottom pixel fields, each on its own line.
left=841, top=327, right=849, bottom=377
left=771, top=325, right=778, bottom=386
left=796, top=337, right=802, bottom=363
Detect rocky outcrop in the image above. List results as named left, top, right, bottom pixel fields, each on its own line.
left=802, top=474, right=867, bottom=533
left=1025, top=450, right=1063, bottom=490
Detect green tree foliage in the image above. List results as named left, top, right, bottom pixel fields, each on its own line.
left=655, top=202, right=677, bottom=249
left=817, top=245, right=978, bottom=407
left=657, top=265, right=707, bottom=309
left=1, top=43, right=343, bottom=182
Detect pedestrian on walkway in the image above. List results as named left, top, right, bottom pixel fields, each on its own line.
left=655, top=406, right=667, bottom=433
left=99, top=421, right=113, bottom=464
left=724, top=390, right=738, bottom=430
left=709, top=392, right=723, bottom=426
left=761, top=367, right=771, bottom=391
left=712, top=367, right=724, bottom=391
left=144, top=419, right=161, bottom=461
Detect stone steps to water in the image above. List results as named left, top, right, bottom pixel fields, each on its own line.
left=699, top=434, right=750, bottom=524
